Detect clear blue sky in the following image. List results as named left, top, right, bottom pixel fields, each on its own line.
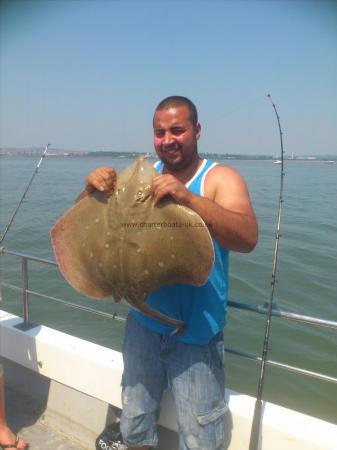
left=1, top=0, right=336, bottom=155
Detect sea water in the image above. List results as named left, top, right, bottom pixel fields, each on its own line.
left=0, top=155, right=336, bottom=423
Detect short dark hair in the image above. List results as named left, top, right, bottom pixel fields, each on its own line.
left=154, top=96, right=198, bottom=125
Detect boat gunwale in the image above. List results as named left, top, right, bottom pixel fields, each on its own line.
left=1, top=247, right=336, bottom=386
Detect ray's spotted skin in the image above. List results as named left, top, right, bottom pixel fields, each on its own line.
left=50, top=157, right=215, bottom=332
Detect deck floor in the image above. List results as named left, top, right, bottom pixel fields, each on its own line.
left=5, top=387, right=178, bottom=450
left=5, top=387, right=86, bottom=450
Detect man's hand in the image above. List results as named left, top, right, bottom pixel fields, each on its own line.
left=152, top=174, right=194, bottom=205
left=76, top=167, right=116, bottom=203
left=86, top=167, right=116, bottom=194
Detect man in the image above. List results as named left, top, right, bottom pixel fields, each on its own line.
left=0, top=367, right=27, bottom=449
left=86, top=96, right=258, bottom=450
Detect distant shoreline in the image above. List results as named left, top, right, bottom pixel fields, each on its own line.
left=1, top=149, right=336, bottom=162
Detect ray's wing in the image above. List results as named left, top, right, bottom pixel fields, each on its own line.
left=119, top=198, right=215, bottom=306
left=50, top=157, right=152, bottom=300
left=50, top=190, right=119, bottom=299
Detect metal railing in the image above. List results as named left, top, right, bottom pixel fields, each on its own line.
left=1, top=247, right=336, bottom=385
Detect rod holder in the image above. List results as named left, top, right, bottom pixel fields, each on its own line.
left=14, top=256, right=38, bottom=331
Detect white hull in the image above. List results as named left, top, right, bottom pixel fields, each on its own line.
left=1, top=309, right=336, bottom=449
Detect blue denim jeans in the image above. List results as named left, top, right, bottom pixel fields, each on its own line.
left=120, top=313, right=227, bottom=450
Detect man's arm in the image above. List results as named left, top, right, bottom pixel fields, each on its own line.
left=152, top=165, right=258, bottom=253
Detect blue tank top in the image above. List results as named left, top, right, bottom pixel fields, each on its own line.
left=132, top=159, right=229, bottom=344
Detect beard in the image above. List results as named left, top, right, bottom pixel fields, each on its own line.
left=157, top=145, right=198, bottom=172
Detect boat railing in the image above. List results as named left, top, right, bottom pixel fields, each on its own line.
left=1, top=247, right=336, bottom=385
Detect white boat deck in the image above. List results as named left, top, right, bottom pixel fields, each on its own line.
left=1, top=310, right=336, bottom=450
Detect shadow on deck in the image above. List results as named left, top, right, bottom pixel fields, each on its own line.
left=5, top=383, right=179, bottom=450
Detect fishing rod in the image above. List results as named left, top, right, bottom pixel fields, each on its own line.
left=0, top=143, right=50, bottom=245
left=248, top=95, right=285, bottom=450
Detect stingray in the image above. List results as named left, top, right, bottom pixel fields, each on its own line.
left=50, top=156, right=214, bottom=332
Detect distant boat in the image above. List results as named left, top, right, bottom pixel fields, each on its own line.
left=273, top=159, right=282, bottom=164
left=145, top=151, right=153, bottom=158
left=324, top=160, right=335, bottom=164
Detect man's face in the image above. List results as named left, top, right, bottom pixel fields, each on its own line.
left=153, top=105, right=201, bottom=171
